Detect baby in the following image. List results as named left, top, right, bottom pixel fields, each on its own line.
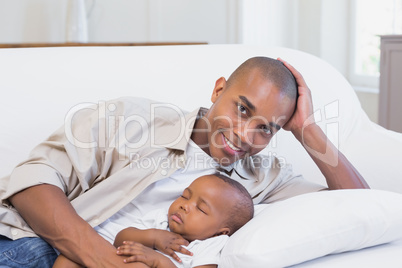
left=54, top=173, right=254, bottom=268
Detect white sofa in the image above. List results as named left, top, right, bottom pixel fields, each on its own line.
left=1, top=45, right=402, bottom=267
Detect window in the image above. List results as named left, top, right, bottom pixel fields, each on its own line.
left=350, top=0, right=402, bottom=88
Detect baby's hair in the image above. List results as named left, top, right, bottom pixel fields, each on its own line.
left=226, top=56, right=297, bottom=101
left=212, top=173, right=254, bottom=236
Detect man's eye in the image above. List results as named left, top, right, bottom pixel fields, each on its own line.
left=260, top=125, right=272, bottom=135
left=237, top=104, right=247, bottom=115
left=180, top=195, right=188, bottom=200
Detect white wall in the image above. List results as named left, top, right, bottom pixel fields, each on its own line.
left=0, top=0, right=66, bottom=43
left=238, top=0, right=351, bottom=79
left=240, top=0, right=298, bottom=48
left=297, top=0, right=322, bottom=56
left=147, top=0, right=239, bottom=43
left=88, top=0, right=240, bottom=43
left=0, top=0, right=239, bottom=44
left=0, top=0, right=363, bottom=87
left=0, top=0, right=353, bottom=66
left=320, top=0, right=350, bottom=78
left=0, top=0, right=378, bottom=122
left=296, top=0, right=351, bottom=78
left=87, top=0, right=149, bottom=42
left=295, top=0, right=379, bottom=123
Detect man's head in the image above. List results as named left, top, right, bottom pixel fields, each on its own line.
left=168, top=173, right=254, bottom=242
left=226, top=57, right=297, bottom=100
left=192, top=56, right=298, bottom=166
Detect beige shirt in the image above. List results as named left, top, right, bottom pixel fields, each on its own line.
left=0, top=97, right=325, bottom=240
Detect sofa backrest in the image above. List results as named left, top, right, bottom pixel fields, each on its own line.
left=1, top=45, right=401, bottom=193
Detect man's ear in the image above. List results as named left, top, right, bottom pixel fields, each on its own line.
left=211, top=77, right=227, bottom=103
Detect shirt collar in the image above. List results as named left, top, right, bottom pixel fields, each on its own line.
left=153, top=107, right=205, bottom=151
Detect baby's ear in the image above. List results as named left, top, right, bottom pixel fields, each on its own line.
left=216, top=227, right=230, bottom=236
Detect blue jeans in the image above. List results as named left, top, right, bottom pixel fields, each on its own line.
left=0, top=236, right=57, bottom=268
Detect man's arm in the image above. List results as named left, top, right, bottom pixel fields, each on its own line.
left=53, top=254, right=83, bottom=268
left=53, top=254, right=150, bottom=268
left=279, top=58, right=369, bottom=190
left=9, top=184, right=138, bottom=267
left=294, top=123, right=369, bottom=189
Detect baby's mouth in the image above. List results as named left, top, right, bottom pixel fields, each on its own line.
left=171, top=212, right=183, bottom=224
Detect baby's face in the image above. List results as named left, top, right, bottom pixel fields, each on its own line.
left=168, top=175, right=233, bottom=241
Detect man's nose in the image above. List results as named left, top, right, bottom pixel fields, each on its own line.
left=233, top=123, right=255, bottom=145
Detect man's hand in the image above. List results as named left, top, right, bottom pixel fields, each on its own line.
left=278, top=57, right=316, bottom=137
left=277, top=58, right=370, bottom=190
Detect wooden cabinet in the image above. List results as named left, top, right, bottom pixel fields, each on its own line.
left=379, top=35, right=402, bottom=133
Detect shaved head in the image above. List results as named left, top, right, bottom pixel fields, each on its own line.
left=226, top=57, right=298, bottom=100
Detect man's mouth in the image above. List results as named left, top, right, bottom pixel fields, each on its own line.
left=223, top=135, right=242, bottom=152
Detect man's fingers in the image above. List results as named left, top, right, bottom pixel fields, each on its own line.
left=277, top=57, right=300, bottom=76
left=277, top=57, right=307, bottom=86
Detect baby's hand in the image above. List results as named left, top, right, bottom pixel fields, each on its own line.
left=152, top=229, right=193, bottom=263
left=116, top=241, right=160, bottom=266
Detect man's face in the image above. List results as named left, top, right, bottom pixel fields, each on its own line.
left=168, top=175, right=232, bottom=241
left=196, top=69, right=296, bottom=166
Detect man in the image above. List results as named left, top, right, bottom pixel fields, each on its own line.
left=0, top=57, right=369, bottom=267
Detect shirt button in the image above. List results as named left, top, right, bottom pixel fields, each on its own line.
left=11, top=230, right=18, bottom=236
left=161, top=170, right=168, bottom=176
left=93, top=219, right=100, bottom=225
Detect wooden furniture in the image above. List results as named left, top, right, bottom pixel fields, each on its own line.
left=0, top=42, right=207, bottom=49
left=379, top=35, right=402, bottom=133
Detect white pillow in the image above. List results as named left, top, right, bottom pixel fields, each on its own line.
left=219, top=189, right=402, bottom=268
